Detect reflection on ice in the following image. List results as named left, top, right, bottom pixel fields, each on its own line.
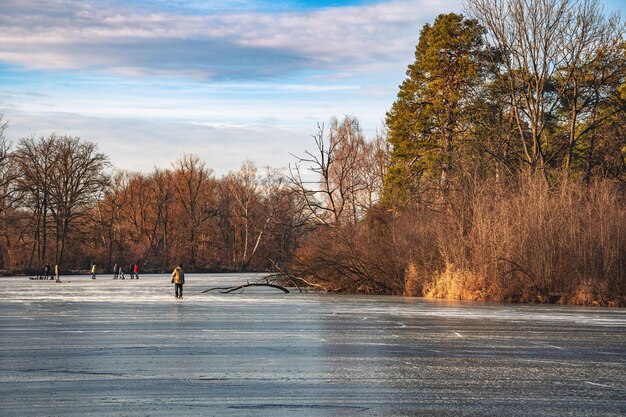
left=0, top=274, right=624, bottom=416
left=2, top=274, right=622, bottom=327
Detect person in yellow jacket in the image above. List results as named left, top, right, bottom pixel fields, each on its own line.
left=91, top=263, right=97, bottom=279
left=171, top=264, right=185, bottom=299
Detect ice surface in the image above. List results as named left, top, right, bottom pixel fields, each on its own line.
left=0, top=274, right=624, bottom=416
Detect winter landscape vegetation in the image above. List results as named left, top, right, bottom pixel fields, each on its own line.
left=1, top=0, right=624, bottom=306
left=0, top=0, right=624, bottom=415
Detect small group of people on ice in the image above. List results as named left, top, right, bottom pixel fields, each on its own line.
left=42, top=263, right=60, bottom=282
left=110, top=263, right=140, bottom=280
left=42, top=261, right=185, bottom=299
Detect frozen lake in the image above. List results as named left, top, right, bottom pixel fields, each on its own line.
left=0, top=273, right=624, bottom=416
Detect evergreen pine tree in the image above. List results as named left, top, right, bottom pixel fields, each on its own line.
left=384, top=13, right=487, bottom=205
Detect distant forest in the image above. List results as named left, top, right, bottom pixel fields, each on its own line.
left=0, top=0, right=624, bottom=305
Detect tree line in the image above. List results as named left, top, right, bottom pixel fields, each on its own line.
left=0, top=125, right=304, bottom=274
left=287, top=0, right=625, bottom=305
left=0, top=0, right=623, bottom=305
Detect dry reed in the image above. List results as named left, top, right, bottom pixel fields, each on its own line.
left=294, top=178, right=625, bottom=306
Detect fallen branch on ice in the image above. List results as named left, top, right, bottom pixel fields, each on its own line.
left=202, top=282, right=289, bottom=294
left=268, top=258, right=333, bottom=292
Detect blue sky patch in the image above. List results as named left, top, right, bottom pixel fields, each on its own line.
left=0, top=0, right=623, bottom=173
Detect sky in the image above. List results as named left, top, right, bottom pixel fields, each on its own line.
left=0, top=0, right=623, bottom=175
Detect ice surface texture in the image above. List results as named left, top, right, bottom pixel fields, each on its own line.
left=0, top=274, right=624, bottom=416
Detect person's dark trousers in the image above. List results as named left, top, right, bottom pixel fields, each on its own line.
left=175, top=283, right=183, bottom=298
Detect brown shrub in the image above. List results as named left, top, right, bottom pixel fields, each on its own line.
left=294, top=178, right=625, bottom=305
left=423, top=263, right=486, bottom=301
left=290, top=209, right=405, bottom=294
left=403, top=262, right=422, bottom=296
left=419, top=178, right=625, bottom=305
left=569, top=279, right=610, bottom=306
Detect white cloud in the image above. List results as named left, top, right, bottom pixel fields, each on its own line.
left=4, top=109, right=312, bottom=175
left=0, top=0, right=460, bottom=78
left=0, top=0, right=463, bottom=174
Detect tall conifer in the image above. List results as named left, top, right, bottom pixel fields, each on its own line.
left=384, top=13, right=486, bottom=205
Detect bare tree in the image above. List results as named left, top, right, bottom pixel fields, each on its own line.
left=0, top=115, right=18, bottom=209
left=222, top=161, right=290, bottom=271
left=467, top=0, right=622, bottom=181
left=222, top=160, right=260, bottom=270
left=328, top=117, right=369, bottom=224
left=121, top=172, right=156, bottom=261
left=289, top=117, right=380, bottom=226
left=150, top=168, right=175, bottom=268
left=557, top=15, right=625, bottom=179
left=171, top=154, right=216, bottom=268
left=0, top=115, right=23, bottom=269
left=289, top=124, right=338, bottom=226
left=13, top=135, right=58, bottom=267
left=48, top=136, right=109, bottom=265
left=95, top=171, right=129, bottom=268
left=288, top=117, right=396, bottom=292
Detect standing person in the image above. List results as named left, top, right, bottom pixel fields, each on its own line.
left=120, top=265, right=125, bottom=279
left=44, top=264, right=51, bottom=280
left=128, top=264, right=134, bottom=279
left=91, top=263, right=97, bottom=279
left=171, top=264, right=185, bottom=299
left=113, top=263, right=118, bottom=279
left=133, top=263, right=139, bottom=280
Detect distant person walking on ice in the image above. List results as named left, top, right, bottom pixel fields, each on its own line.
left=129, top=263, right=134, bottom=279
left=113, top=263, right=118, bottom=279
left=171, top=264, right=185, bottom=299
left=133, top=263, right=139, bottom=280
left=44, top=264, right=51, bottom=280
left=91, top=263, right=97, bottom=279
